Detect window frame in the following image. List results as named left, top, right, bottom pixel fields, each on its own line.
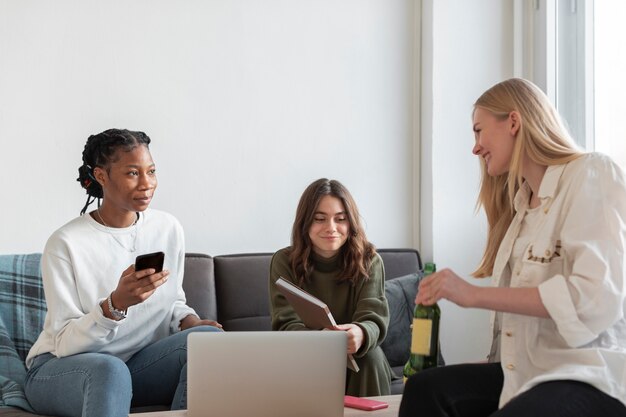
left=515, top=0, right=594, bottom=149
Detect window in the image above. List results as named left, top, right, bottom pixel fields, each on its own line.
left=519, top=0, right=626, bottom=168
left=594, top=1, right=626, bottom=168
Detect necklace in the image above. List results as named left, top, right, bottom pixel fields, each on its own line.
left=96, top=209, right=140, bottom=252
left=96, top=209, right=138, bottom=228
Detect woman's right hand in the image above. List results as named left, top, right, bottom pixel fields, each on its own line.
left=110, top=265, right=170, bottom=311
left=415, top=268, right=474, bottom=307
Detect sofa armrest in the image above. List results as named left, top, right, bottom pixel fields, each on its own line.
left=378, top=248, right=422, bottom=279
left=183, top=253, right=217, bottom=320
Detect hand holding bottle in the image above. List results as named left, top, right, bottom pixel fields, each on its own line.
left=403, top=262, right=440, bottom=381
left=415, top=267, right=474, bottom=308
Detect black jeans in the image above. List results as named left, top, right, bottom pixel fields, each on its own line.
left=399, top=362, right=626, bottom=417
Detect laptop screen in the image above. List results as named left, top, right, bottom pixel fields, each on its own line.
left=187, top=331, right=346, bottom=417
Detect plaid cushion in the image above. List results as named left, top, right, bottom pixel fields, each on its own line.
left=0, top=253, right=46, bottom=411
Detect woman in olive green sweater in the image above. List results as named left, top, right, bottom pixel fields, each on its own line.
left=269, top=178, right=392, bottom=397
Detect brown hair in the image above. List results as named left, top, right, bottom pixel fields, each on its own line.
left=287, top=178, right=376, bottom=284
left=472, top=78, right=583, bottom=277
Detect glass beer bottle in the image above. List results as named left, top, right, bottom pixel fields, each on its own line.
left=403, top=262, right=440, bottom=382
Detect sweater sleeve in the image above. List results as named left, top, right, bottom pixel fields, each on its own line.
left=351, top=253, right=389, bottom=358
left=269, top=249, right=307, bottom=331
left=40, top=245, right=121, bottom=359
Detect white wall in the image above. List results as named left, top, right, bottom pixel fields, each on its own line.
left=0, top=0, right=415, bottom=256
left=0, top=0, right=514, bottom=364
left=421, top=0, right=515, bottom=362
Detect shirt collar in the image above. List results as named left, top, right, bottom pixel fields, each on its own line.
left=538, top=163, right=567, bottom=199
left=513, top=163, right=567, bottom=212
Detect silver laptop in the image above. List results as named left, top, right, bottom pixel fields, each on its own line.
left=187, top=331, right=346, bottom=417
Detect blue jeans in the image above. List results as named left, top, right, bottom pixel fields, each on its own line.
left=25, top=325, right=220, bottom=417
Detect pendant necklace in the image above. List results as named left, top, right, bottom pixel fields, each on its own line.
left=97, top=209, right=140, bottom=252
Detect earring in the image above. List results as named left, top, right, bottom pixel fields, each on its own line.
left=86, top=165, right=97, bottom=181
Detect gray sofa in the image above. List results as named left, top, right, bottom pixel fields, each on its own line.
left=0, top=248, right=433, bottom=416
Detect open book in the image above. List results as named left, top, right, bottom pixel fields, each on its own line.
left=275, top=277, right=360, bottom=372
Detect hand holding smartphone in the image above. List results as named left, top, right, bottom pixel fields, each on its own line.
left=135, top=251, right=165, bottom=273
left=344, top=395, right=389, bottom=411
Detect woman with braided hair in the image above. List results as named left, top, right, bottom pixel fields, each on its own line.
left=24, top=129, right=221, bottom=417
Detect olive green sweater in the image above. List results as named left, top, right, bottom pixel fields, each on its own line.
left=269, top=248, right=389, bottom=359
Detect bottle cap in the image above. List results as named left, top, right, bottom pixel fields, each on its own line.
left=423, top=262, right=436, bottom=274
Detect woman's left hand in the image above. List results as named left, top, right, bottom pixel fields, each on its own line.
left=331, top=323, right=364, bottom=354
left=180, top=314, right=223, bottom=331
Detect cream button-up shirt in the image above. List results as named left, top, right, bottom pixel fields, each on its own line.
left=490, top=153, right=626, bottom=408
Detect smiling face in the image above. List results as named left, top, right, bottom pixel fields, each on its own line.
left=94, top=144, right=157, bottom=222
left=472, top=107, right=519, bottom=176
left=308, top=195, right=350, bottom=258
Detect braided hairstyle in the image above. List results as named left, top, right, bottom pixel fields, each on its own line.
left=77, top=128, right=151, bottom=215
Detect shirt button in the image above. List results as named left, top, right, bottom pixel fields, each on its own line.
left=505, top=331, right=513, bottom=337
left=506, top=364, right=516, bottom=370
left=545, top=249, right=551, bottom=257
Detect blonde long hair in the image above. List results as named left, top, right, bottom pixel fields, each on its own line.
left=473, top=78, right=583, bottom=278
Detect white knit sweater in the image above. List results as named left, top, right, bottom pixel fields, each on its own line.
left=26, top=209, right=197, bottom=368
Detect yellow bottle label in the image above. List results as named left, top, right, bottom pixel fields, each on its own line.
left=411, top=318, right=432, bottom=355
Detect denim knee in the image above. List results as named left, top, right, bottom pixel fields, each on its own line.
left=85, top=353, right=132, bottom=386
left=26, top=352, right=132, bottom=417
left=82, top=354, right=132, bottom=415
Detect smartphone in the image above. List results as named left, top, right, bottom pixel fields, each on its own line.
left=344, top=395, right=389, bottom=411
left=135, top=251, right=165, bottom=273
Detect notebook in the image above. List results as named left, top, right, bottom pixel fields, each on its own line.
left=275, top=277, right=359, bottom=372
left=187, top=331, right=347, bottom=417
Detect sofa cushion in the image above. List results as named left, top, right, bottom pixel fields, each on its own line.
left=382, top=271, right=446, bottom=372
left=214, top=254, right=273, bottom=331
left=0, top=254, right=45, bottom=412
left=182, top=254, right=217, bottom=320
left=380, top=272, right=421, bottom=367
